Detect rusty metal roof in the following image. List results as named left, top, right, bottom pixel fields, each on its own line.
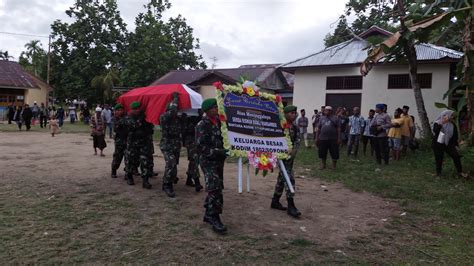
left=151, top=66, right=294, bottom=91
left=0, top=60, right=40, bottom=89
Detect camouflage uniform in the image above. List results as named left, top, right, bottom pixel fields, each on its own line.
left=126, top=113, right=155, bottom=181
left=195, top=115, right=226, bottom=216
left=111, top=114, right=128, bottom=175
left=273, top=123, right=300, bottom=199
left=183, top=115, right=201, bottom=183
left=159, top=96, right=182, bottom=185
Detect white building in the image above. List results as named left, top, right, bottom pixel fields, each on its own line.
left=281, top=26, right=463, bottom=128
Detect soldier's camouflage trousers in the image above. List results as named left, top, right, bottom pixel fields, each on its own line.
left=273, top=157, right=295, bottom=199
left=111, top=137, right=127, bottom=172
left=185, top=141, right=200, bottom=180
left=126, top=140, right=154, bottom=178
left=201, top=159, right=224, bottom=216
left=161, top=147, right=180, bottom=184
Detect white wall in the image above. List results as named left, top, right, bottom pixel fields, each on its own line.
left=293, top=64, right=450, bottom=130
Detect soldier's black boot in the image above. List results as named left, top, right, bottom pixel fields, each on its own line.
left=126, top=173, right=135, bottom=186
left=185, top=175, right=195, bottom=187
left=111, top=168, right=117, bottom=178
left=142, top=176, right=152, bottom=189
left=194, top=178, right=203, bottom=192
left=287, top=198, right=301, bottom=218
left=203, top=214, right=227, bottom=234
left=213, top=214, right=227, bottom=233
left=271, top=196, right=287, bottom=211
left=163, top=183, right=176, bottom=198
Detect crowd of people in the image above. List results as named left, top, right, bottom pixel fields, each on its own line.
left=294, top=104, right=467, bottom=178
left=4, top=97, right=467, bottom=233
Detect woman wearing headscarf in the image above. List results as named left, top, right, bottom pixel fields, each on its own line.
left=90, top=106, right=107, bottom=156
left=432, top=110, right=463, bottom=177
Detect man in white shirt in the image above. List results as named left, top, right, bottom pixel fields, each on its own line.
left=296, top=109, right=309, bottom=147
left=101, top=104, right=113, bottom=138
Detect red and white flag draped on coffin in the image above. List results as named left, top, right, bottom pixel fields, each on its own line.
left=117, top=84, right=203, bottom=125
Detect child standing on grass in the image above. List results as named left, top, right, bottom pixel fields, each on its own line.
left=49, top=115, right=60, bottom=137
left=388, top=108, right=404, bottom=161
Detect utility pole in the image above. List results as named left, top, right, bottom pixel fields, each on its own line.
left=210, top=56, right=218, bottom=69
left=47, top=35, right=51, bottom=85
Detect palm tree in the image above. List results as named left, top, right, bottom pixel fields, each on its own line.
left=24, top=40, right=46, bottom=76
left=91, top=67, right=121, bottom=103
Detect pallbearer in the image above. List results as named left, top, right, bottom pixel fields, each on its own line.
left=111, top=103, right=128, bottom=178
left=125, top=101, right=154, bottom=189
left=160, top=92, right=182, bottom=197
left=271, top=105, right=302, bottom=218
left=182, top=111, right=204, bottom=192
left=196, top=98, right=228, bottom=233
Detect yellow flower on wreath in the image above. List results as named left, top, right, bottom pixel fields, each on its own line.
left=246, top=87, right=256, bottom=97
left=260, top=154, right=269, bottom=166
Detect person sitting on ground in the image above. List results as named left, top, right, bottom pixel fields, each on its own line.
left=388, top=108, right=404, bottom=161
left=315, top=106, right=341, bottom=170
left=90, top=107, right=107, bottom=156
left=432, top=110, right=467, bottom=178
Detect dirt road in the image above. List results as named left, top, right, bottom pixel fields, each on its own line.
left=0, top=131, right=398, bottom=263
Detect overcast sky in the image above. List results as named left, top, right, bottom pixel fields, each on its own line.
left=0, top=0, right=347, bottom=68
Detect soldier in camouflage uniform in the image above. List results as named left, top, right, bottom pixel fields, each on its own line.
left=271, top=105, right=302, bottom=218
left=160, top=92, right=182, bottom=197
left=196, top=98, right=228, bottom=233
left=182, top=111, right=203, bottom=192
left=125, top=101, right=154, bottom=189
left=111, top=104, right=128, bottom=178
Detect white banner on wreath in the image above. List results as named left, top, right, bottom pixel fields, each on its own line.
left=227, top=131, right=289, bottom=154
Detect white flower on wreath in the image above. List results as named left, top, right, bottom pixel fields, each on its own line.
left=242, top=80, right=260, bottom=92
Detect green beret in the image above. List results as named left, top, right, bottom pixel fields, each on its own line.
left=130, top=101, right=140, bottom=110
left=284, top=105, right=297, bottom=113
left=202, top=98, right=217, bottom=112
left=114, top=103, right=124, bottom=110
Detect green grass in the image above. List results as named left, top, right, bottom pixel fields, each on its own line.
left=0, top=121, right=91, bottom=133
left=295, top=142, right=474, bottom=263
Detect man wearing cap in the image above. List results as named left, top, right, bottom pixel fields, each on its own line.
left=90, top=107, right=107, bottom=156
left=160, top=92, right=182, bottom=197
left=196, top=98, right=228, bottom=233
left=370, top=103, right=393, bottom=165
left=111, top=103, right=128, bottom=179
left=315, top=106, right=341, bottom=170
left=271, top=105, right=302, bottom=218
left=125, top=101, right=154, bottom=189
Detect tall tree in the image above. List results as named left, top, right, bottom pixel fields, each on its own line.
left=324, top=1, right=397, bottom=48
left=50, top=0, right=128, bottom=103
left=121, top=0, right=206, bottom=87
left=91, top=67, right=120, bottom=104
left=19, top=40, right=47, bottom=78
left=324, top=16, right=352, bottom=47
